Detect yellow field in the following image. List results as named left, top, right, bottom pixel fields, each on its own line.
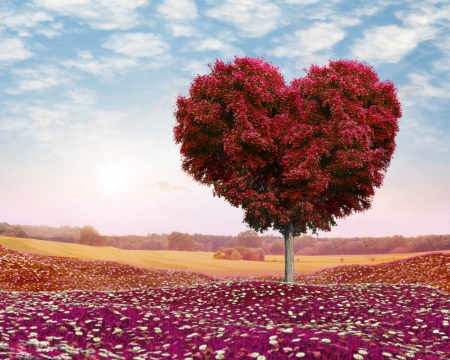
left=0, top=235, right=448, bottom=278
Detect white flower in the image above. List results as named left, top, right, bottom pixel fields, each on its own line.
left=114, top=345, right=123, bottom=349
left=296, top=353, right=306, bottom=358
left=321, top=338, right=331, bottom=343
left=199, top=345, right=207, bottom=350
left=353, top=355, right=364, bottom=360
left=269, top=340, right=278, bottom=345
left=93, top=337, right=101, bottom=342
left=280, top=328, right=293, bottom=333
left=215, top=349, right=226, bottom=359
left=27, top=339, right=39, bottom=346
left=432, top=329, right=440, bottom=334
left=358, top=349, right=368, bottom=355
left=382, top=353, right=393, bottom=358
left=155, top=327, right=162, bottom=333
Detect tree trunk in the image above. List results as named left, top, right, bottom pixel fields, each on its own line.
left=284, top=221, right=295, bottom=283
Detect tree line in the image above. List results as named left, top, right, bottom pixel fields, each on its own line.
left=0, top=222, right=448, bottom=255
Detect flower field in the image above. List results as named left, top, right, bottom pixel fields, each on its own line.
left=0, top=245, right=449, bottom=359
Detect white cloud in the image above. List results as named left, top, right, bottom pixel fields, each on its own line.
left=352, top=1, right=395, bottom=17
left=103, top=32, right=170, bottom=58
left=7, top=66, right=73, bottom=94
left=399, top=110, right=449, bottom=154
left=282, top=0, right=320, bottom=4
left=62, top=54, right=138, bottom=77
left=182, top=59, right=212, bottom=76
left=0, top=37, right=33, bottom=63
left=157, top=0, right=198, bottom=20
left=22, top=105, right=69, bottom=128
left=273, top=22, right=346, bottom=58
left=395, top=4, right=450, bottom=27
left=35, top=21, right=64, bottom=38
left=399, top=72, right=450, bottom=101
left=432, top=35, right=450, bottom=71
left=0, top=7, right=62, bottom=37
left=349, top=25, right=438, bottom=64
left=0, top=9, right=53, bottom=29
left=91, top=110, right=125, bottom=125
left=76, top=50, right=93, bottom=59
left=206, top=0, right=284, bottom=38
left=187, top=37, right=243, bottom=58
left=64, top=88, right=96, bottom=105
left=32, top=0, right=149, bottom=30
left=328, top=14, right=362, bottom=27
left=169, top=24, right=197, bottom=37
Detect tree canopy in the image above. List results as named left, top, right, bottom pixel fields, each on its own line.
left=167, top=232, right=195, bottom=251
left=236, top=230, right=262, bottom=248
left=173, top=56, right=402, bottom=282
left=79, top=226, right=104, bottom=246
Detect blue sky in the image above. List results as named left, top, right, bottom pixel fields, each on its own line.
left=0, top=0, right=449, bottom=238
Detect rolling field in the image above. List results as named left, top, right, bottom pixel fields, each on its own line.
left=0, top=235, right=447, bottom=278
left=0, top=236, right=449, bottom=359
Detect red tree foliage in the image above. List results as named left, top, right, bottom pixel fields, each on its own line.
left=173, top=56, right=402, bottom=282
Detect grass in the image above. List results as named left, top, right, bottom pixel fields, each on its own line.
left=0, top=235, right=446, bottom=278
left=0, top=237, right=449, bottom=359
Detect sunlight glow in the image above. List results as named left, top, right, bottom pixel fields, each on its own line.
left=98, top=164, right=128, bottom=193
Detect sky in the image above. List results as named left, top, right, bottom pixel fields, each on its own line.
left=0, top=0, right=449, bottom=238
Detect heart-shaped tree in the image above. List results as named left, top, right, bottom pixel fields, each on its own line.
left=173, top=56, right=402, bottom=282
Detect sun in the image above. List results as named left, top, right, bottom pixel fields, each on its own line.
left=99, top=164, right=127, bottom=193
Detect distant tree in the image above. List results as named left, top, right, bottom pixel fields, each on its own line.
left=234, top=245, right=251, bottom=259
left=0, top=224, right=28, bottom=239
left=206, top=241, right=213, bottom=252
left=231, top=250, right=242, bottom=260
left=236, top=230, right=262, bottom=248
left=407, top=239, right=430, bottom=253
left=346, top=241, right=366, bottom=254
left=213, top=251, right=224, bottom=259
left=194, top=242, right=206, bottom=251
left=390, top=235, right=407, bottom=250
left=294, top=236, right=318, bottom=253
left=269, top=241, right=284, bottom=255
left=316, top=241, right=335, bottom=255
left=78, top=226, right=102, bottom=246
left=246, top=248, right=260, bottom=261
left=234, top=245, right=260, bottom=260
left=167, top=232, right=195, bottom=251
left=391, top=247, right=406, bottom=254
left=222, top=248, right=234, bottom=259
left=255, top=247, right=265, bottom=261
